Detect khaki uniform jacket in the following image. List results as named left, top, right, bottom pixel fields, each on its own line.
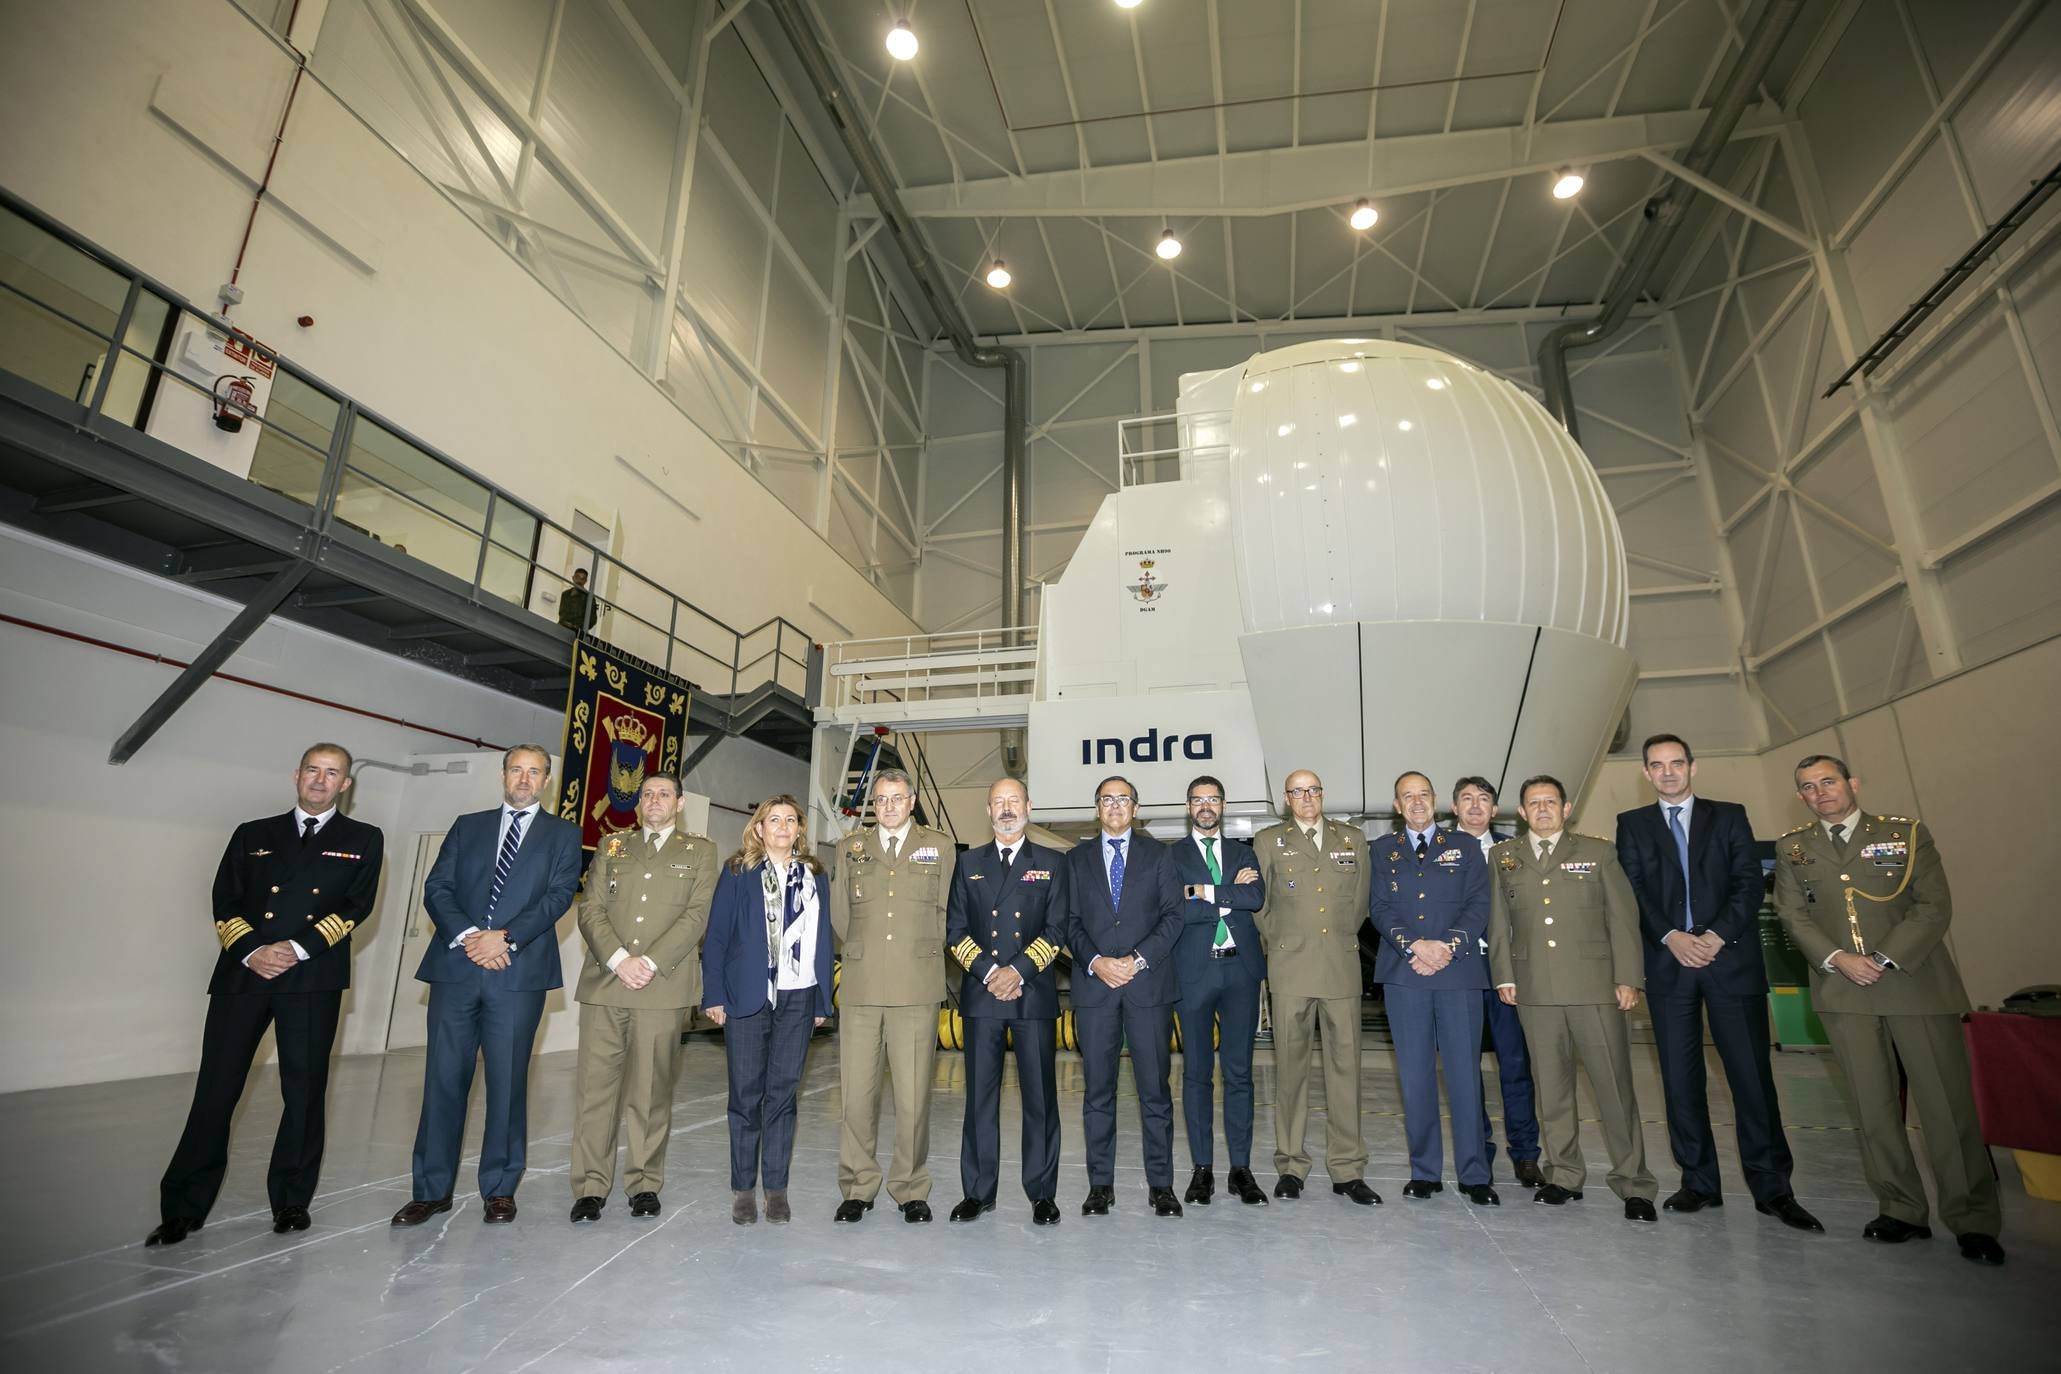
left=1773, top=814, right=1969, bottom=1016
left=832, top=823, right=958, bottom=1007
left=1252, top=819, right=1369, bottom=1000
left=1487, top=832, right=1643, bottom=1005
left=574, top=830, right=718, bottom=1009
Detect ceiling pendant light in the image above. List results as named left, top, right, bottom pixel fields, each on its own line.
left=1551, top=166, right=1584, bottom=200
left=1349, top=198, right=1378, bottom=231
left=885, top=20, right=918, bottom=61
left=1155, top=228, right=1182, bottom=260
left=1115, top=0, right=1145, bottom=9
left=985, top=259, right=1012, bottom=289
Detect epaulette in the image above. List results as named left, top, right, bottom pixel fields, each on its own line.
left=1875, top=814, right=1912, bottom=823
left=1573, top=832, right=1606, bottom=845
left=1781, top=822, right=1811, bottom=837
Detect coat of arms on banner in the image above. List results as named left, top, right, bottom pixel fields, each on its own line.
left=557, top=638, right=691, bottom=851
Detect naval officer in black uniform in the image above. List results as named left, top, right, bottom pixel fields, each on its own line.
left=947, top=777, right=1070, bottom=1226
left=148, top=743, right=385, bottom=1245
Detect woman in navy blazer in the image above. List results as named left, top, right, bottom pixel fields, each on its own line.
left=701, top=793, right=833, bottom=1227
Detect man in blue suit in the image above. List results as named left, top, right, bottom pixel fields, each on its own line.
left=1615, top=734, right=1819, bottom=1231
left=1372, top=772, right=1497, bottom=1205
left=946, top=777, right=1069, bottom=1227
left=392, top=745, right=583, bottom=1226
left=1169, top=775, right=1269, bottom=1206
left=1062, top=775, right=1185, bottom=1218
left=1453, top=777, right=1543, bottom=1189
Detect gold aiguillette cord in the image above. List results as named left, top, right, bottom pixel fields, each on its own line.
left=1841, top=821, right=1920, bottom=955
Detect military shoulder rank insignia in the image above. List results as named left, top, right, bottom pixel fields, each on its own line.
left=913, top=846, right=941, bottom=864
left=1782, top=823, right=1812, bottom=837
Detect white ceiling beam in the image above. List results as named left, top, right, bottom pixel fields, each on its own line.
left=868, top=106, right=1786, bottom=219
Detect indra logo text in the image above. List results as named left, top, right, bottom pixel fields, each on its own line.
left=1080, top=729, right=1214, bottom=765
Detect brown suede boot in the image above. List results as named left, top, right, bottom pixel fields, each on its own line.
left=764, top=1190, right=791, bottom=1224
left=731, top=1191, right=758, bottom=1225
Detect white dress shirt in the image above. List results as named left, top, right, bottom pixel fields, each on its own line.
left=878, top=821, right=914, bottom=859
left=1190, top=832, right=1236, bottom=949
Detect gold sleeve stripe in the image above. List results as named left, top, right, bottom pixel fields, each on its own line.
left=952, top=937, right=983, bottom=970
left=315, top=916, right=356, bottom=945
left=1026, top=938, right=1059, bottom=971
left=215, top=919, right=255, bottom=950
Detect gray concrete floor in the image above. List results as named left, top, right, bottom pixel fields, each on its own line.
left=0, top=1030, right=2055, bottom=1372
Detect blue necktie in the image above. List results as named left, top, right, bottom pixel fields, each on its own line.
left=1108, top=837, right=1126, bottom=907
left=1667, top=805, right=1692, bottom=930
left=488, top=809, right=525, bottom=917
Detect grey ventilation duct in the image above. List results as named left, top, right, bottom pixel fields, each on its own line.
left=765, top=0, right=1027, bottom=663
left=1536, top=0, right=1805, bottom=444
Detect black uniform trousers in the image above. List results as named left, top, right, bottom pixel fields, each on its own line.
left=160, top=989, right=342, bottom=1222
left=960, top=1015, right=1061, bottom=1203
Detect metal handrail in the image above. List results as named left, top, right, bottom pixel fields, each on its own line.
left=0, top=184, right=812, bottom=705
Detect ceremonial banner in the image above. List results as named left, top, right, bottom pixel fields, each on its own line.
left=556, top=636, right=692, bottom=852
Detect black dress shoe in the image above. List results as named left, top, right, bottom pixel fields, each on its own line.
left=1957, top=1232, right=2005, bottom=1266
left=833, top=1199, right=874, bottom=1223
left=1664, top=1188, right=1723, bottom=1213
left=949, top=1197, right=994, bottom=1223
left=1227, top=1168, right=1269, bottom=1205
left=569, top=1197, right=604, bottom=1223
left=391, top=1198, right=452, bottom=1226
left=1184, top=1166, right=1215, bottom=1205
left=1625, top=1197, right=1658, bottom=1223
left=1332, top=1179, right=1382, bottom=1206
left=1861, top=1214, right=1931, bottom=1243
left=1534, top=1184, right=1583, bottom=1205
left=1462, top=1183, right=1501, bottom=1207
left=1754, top=1195, right=1822, bottom=1232
left=1032, top=1198, right=1061, bottom=1226
left=1150, top=1187, right=1184, bottom=1217
left=1273, top=1174, right=1304, bottom=1199
left=1512, top=1159, right=1546, bottom=1189
left=1081, top=1186, right=1114, bottom=1216
left=483, top=1196, right=518, bottom=1224
left=899, top=1199, right=933, bottom=1224
left=629, top=1192, right=661, bottom=1218
left=272, top=1206, right=311, bottom=1234
left=1402, top=1179, right=1443, bottom=1200
left=145, top=1217, right=202, bottom=1247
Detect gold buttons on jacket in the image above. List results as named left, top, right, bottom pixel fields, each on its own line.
left=1840, top=873, right=1850, bottom=882
left=1543, top=898, right=1552, bottom=906
left=270, top=885, right=280, bottom=894
left=1544, top=917, right=1554, bottom=925
left=264, top=911, right=274, bottom=920
left=886, top=933, right=894, bottom=940
left=311, top=888, right=320, bottom=895
left=644, top=872, right=652, bottom=879
left=636, top=916, right=644, bottom=923
left=1547, top=939, right=1557, bottom=948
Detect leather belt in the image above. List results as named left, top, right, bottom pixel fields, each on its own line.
left=1209, top=946, right=1240, bottom=960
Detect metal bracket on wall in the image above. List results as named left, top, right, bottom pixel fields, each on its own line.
left=107, top=560, right=313, bottom=764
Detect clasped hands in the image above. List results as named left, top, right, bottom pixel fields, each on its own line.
left=1091, top=954, right=1141, bottom=988
left=1663, top=929, right=1727, bottom=968
left=988, top=965, right=1026, bottom=1001
left=463, top=927, right=511, bottom=970
left=615, top=955, right=656, bottom=991
left=1828, top=950, right=1886, bottom=986
left=1406, top=938, right=1454, bottom=977
left=246, top=941, right=300, bottom=978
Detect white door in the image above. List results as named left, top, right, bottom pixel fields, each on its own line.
left=385, top=830, right=449, bottom=1051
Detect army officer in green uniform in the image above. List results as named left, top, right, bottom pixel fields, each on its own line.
left=831, top=768, right=957, bottom=1223
left=1776, top=754, right=2002, bottom=1265
left=570, top=772, right=716, bottom=1221
left=1252, top=769, right=1381, bottom=1206
left=1487, top=774, right=1658, bottom=1221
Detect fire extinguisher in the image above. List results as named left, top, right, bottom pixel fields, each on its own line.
left=213, top=374, right=256, bottom=432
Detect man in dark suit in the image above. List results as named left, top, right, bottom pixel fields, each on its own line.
left=1452, top=776, right=1542, bottom=1189
left=946, top=777, right=1069, bottom=1226
left=1615, top=733, right=1820, bottom=1232
left=392, top=744, right=582, bottom=1227
left=1371, top=772, right=1497, bottom=1206
left=148, top=744, right=384, bottom=1246
left=1169, top=774, right=1268, bottom=1206
left=1062, top=775, right=1185, bottom=1218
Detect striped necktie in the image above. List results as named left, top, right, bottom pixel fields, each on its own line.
left=488, top=810, right=525, bottom=916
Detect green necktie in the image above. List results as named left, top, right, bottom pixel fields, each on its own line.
left=1202, top=838, right=1230, bottom=948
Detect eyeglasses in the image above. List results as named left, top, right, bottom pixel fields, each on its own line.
left=1095, top=795, right=1136, bottom=808
left=1285, top=787, right=1323, bottom=799
left=1187, top=796, right=1224, bottom=806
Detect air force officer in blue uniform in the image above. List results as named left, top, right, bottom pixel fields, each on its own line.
left=946, top=778, right=1069, bottom=1226
left=1369, top=772, right=1498, bottom=1205
left=1169, top=774, right=1269, bottom=1207
left=393, top=745, right=582, bottom=1226
left=1062, top=775, right=1186, bottom=1218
